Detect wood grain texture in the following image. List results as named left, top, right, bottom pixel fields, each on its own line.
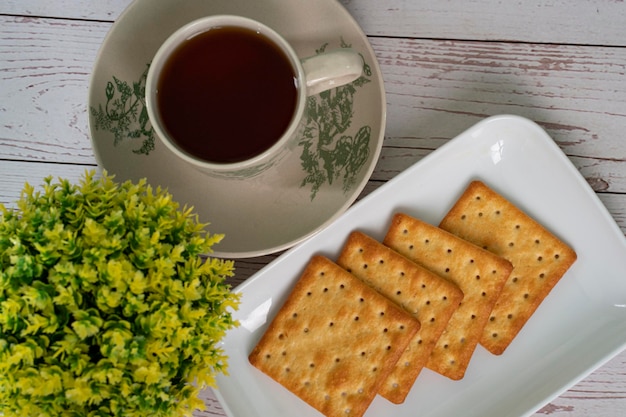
left=3, top=0, right=626, bottom=46
left=339, top=0, right=626, bottom=46
left=1, top=0, right=626, bottom=415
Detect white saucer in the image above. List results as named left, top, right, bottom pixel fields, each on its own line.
left=88, top=0, right=386, bottom=258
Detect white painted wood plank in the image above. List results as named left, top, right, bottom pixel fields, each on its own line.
left=0, top=0, right=128, bottom=20
left=0, top=16, right=108, bottom=164
left=339, top=0, right=626, bottom=46
left=370, top=37, right=626, bottom=188
left=2, top=0, right=625, bottom=46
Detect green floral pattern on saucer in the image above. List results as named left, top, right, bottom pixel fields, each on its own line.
left=89, top=40, right=371, bottom=200
left=90, top=66, right=155, bottom=156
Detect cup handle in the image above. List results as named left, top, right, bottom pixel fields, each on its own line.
left=301, top=49, right=364, bottom=96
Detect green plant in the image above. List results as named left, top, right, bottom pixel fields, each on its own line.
left=0, top=171, right=240, bottom=417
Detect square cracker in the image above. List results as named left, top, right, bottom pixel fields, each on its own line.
left=384, top=213, right=512, bottom=380
left=249, top=255, right=420, bottom=417
left=439, top=180, right=577, bottom=355
left=337, top=231, right=464, bottom=403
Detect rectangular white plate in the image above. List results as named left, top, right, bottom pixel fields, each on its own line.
left=213, top=115, right=626, bottom=417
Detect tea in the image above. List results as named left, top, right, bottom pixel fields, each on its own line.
left=156, top=26, right=298, bottom=163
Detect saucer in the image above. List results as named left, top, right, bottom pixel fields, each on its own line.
left=88, top=0, right=386, bottom=258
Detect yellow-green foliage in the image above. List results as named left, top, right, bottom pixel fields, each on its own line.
left=0, top=171, right=240, bottom=417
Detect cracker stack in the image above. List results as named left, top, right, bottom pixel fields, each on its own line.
left=249, top=179, right=577, bottom=416
left=384, top=213, right=513, bottom=380
left=337, top=231, right=463, bottom=403
left=249, top=255, right=421, bottom=417
left=439, top=180, right=578, bottom=354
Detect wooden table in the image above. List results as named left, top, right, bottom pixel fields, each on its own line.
left=2, top=1, right=625, bottom=415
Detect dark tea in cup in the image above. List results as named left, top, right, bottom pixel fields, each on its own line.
left=156, top=26, right=298, bottom=163
left=146, top=15, right=363, bottom=179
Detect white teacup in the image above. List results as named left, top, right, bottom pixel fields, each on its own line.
left=146, top=15, right=364, bottom=179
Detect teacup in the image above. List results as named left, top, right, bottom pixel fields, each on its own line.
left=146, top=15, right=364, bottom=179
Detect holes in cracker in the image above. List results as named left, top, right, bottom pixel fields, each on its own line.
left=362, top=263, right=368, bottom=269
left=379, top=259, right=385, bottom=265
